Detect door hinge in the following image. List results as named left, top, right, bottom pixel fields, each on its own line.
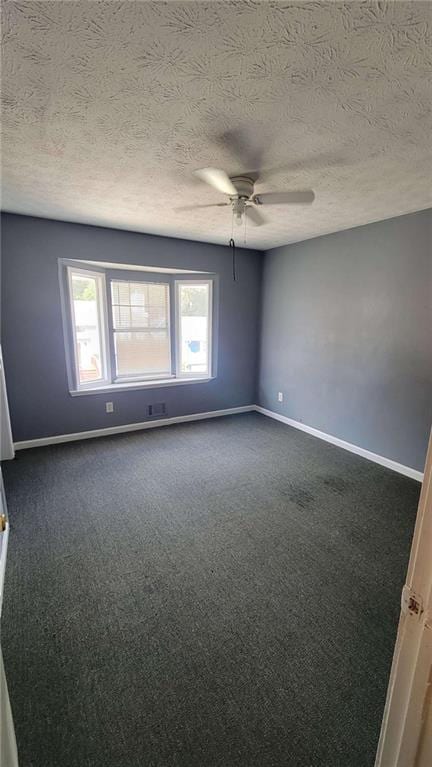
left=401, top=584, right=424, bottom=619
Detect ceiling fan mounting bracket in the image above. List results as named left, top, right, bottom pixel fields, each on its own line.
left=229, top=176, right=255, bottom=200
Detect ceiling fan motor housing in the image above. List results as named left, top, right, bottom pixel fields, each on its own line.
left=230, top=176, right=255, bottom=200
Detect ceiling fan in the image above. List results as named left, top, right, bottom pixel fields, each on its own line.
left=177, top=167, right=315, bottom=227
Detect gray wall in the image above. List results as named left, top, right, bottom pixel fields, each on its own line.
left=2, top=210, right=431, bottom=471
left=259, top=210, right=432, bottom=472
left=1, top=213, right=262, bottom=441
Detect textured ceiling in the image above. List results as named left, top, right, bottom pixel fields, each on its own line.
left=2, top=0, right=432, bottom=250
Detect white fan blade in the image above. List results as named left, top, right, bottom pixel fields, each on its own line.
left=194, top=167, right=237, bottom=196
left=245, top=206, right=267, bottom=226
left=175, top=202, right=229, bottom=212
left=254, top=190, right=315, bottom=205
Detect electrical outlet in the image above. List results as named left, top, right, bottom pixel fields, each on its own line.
left=278, top=392, right=283, bottom=402
left=146, top=403, right=166, bottom=417
left=106, top=402, right=114, bottom=413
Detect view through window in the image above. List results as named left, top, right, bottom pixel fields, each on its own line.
left=70, top=271, right=105, bottom=386
left=178, top=282, right=211, bottom=375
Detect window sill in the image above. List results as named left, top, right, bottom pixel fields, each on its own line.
left=69, top=376, right=215, bottom=396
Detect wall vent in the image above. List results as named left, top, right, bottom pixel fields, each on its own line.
left=147, top=402, right=166, bottom=418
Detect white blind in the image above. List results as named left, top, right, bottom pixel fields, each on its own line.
left=111, top=281, right=171, bottom=378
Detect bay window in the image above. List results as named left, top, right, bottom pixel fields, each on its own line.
left=62, top=262, right=214, bottom=394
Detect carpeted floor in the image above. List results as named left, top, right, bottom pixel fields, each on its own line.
left=1, top=412, right=420, bottom=767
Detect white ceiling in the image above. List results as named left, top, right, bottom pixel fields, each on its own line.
left=2, top=0, right=431, bottom=250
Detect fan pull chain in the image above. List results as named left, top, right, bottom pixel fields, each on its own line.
left=229, top=237, right=237, bottom=282
left=229, top=209, right=237, bottom=282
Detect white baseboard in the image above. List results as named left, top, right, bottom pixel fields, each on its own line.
left=13, top=405, right=255, bottom=451
left=12, top=404, right=425, bottom=483
left=254, top=406, right=424, bottom=483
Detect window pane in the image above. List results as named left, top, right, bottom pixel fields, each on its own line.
left=111, top=281, right=169, bottom=329
left=110, top=280, right=171, bottom=378
left=129, top=283, right=147, bottom=306
left=71, top=273, right=104, bottom=384
left=178, top=284, right=210, bottom=375
left=113, top=305, right=131, bottom=329
left=114, top=331, right=171, bottom=377
left=117, top=281, right=131, bottom=305
left=149, top=284, right=167, bottom=306
left=130, top=305, right=148, bottom=327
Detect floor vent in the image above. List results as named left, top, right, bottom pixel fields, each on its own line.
left=147, top=402, right=166, bottom=417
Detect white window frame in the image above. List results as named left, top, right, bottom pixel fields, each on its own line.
left=62, top=263, right=215, bottom=394
left=175, top=279, right=213, bottom=379
left=110, top=278, right=173, bottom=383
left=67, top=266, right=111, bottom=391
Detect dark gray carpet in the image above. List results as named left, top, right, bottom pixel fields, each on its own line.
left=1, top=412, right=419, bottom=767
